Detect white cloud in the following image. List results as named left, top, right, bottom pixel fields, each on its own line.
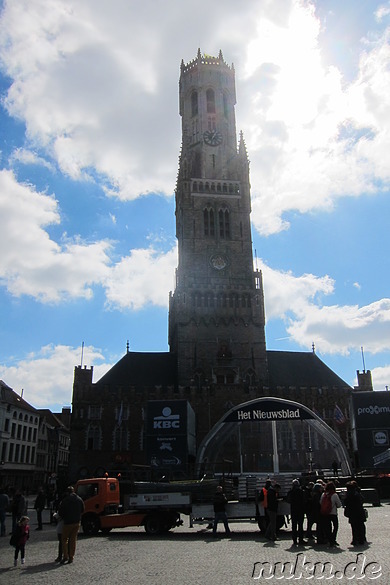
left=238, top=3, right=390, bottom=235
left=260, top=260, right=390, bottom=355
left=104, top=246, right=177, bottom=310
left=0, top=0, right=387, bottom=222
left=0, top=169, right=112, bottom=301
left=9, top=148, right=54, bottom=170
left=371, top=364, right=390, bottom=391
left=0, top=344, right=112, bottom=410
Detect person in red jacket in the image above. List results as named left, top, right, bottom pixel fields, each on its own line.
left=12, top=515, right=30, bottom=566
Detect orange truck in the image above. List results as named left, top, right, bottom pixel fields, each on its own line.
left=75, top=476, right=191, bottom=535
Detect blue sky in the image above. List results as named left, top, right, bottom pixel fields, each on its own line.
left=0, top=0, right=389, bottom=411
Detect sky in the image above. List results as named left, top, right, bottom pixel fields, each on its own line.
left=0, top=0, right=390, bottom=412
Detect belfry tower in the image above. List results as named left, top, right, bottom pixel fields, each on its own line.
left=169, top=49, right=268, bottom=389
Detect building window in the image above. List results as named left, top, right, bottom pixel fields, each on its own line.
left=206, top=89, right=215, bottom=113
left=204, top=207, right=215, bottom=237
left=113, top=427, right=129, bottom=451
left=219, top=208, right=230, bottom=239
left=191, top=90, right=198, bottom=116
left=116, top=404, right=129, bottom=423
left=4, top=419, right=9, bottom=432
left=87, top=425, right=102, bottom=450
left=88, top=405, right=102, bottom=420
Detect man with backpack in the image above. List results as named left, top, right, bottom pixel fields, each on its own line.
left=320, top=481, right=342, bottom=547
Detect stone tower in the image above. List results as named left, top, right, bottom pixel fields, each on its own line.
left=169, top=49, right=268, bottom=389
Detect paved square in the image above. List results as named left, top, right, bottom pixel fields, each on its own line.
left=1, top=502, right=389, bottom=584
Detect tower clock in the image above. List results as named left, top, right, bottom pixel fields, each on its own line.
left=169, top=49, right=268, bottom=389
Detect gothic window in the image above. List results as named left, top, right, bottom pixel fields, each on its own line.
left=86, top=424, right=102, bottom=450
left=115, top=404, right=129, bottom=423
left=219, top=208, right=230, bottom=239
left=204, top=207, right=215, bottom=237
left=113, top=427, right=128, bottom=451
left=229, top=293, right=238, bottom=308
left=191, top=90, right=198, bottom=116
left=206, top=89, right=216, bottom=113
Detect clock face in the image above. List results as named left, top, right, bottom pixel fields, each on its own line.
left=210, top=254, right=228, bottom=270
left=203, top=129, right=222, bottom=146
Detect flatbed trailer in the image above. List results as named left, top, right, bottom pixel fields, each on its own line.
left=75, top=477, right=290, bottom=536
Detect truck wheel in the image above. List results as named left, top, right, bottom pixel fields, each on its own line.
left=82, top=514, right=100, bottom=536
left=144, top=515, right=162, bottom=535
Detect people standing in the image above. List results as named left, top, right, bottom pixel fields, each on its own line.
left=212, top=485, right=231, bottom=536
left=12, top=515, right=30, bottom=566
left=53, top=510, right=65, bottom=562
left=303, top=482, right=315, bottom=539
left=0, top=488, right=10, bottom=536
left=312, top=481, right=326, bottom=544
left=264, top=482, right=281, bottom=542
left=256, top=479, right=271, bottom=533
left=11, top=490, right=27, bottom=532
left=343, top=480, right=367, bottom=546
left=34, top=488, right=46, bottom=531
left=287, top=479, right=307, bottom=546
left=58, top=486, right=85, bottom=564
left=320, top=481, right=342, bottom=547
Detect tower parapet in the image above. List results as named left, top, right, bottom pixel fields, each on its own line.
left=181, top=48, right=233, bottom=75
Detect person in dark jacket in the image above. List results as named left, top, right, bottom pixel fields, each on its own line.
left=303, top=482, right=315, bottom=539
left=34, top=488, right=46, bottom=530
left=58, top=486, right=84, bottom=564
left=343, top=480, right=367, bottom=546
left=212, top=486, right=231, bottom=536
left=287, top=479, right=307, bottom=546
left=11, top=490, right=27, bottom=532
left=264, top=483, right=281, bottom=542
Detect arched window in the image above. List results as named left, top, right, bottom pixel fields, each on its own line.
left=219, top=208, right=230, bottom=239
left=204, top=207, right=215, bottom=237
left=191, top=91, right=198, bottom=116
left=206, top=89, right=216, bottom=113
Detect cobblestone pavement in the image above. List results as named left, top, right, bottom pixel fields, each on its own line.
left=1, top=502, right=389, bottom=584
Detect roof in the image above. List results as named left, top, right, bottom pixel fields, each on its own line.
left=37, top=408, right=68, bottom=429
left=266, top=350, right=352, bottom=389
left=96, top=352, right=177, bottom=388
left=0, top=380, right=38, bottom=413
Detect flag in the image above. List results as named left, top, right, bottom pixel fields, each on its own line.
left=117, top=402, right=123, bottom=427
left=334, top=404, right=346, bottom=425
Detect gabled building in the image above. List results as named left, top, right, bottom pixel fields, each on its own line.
left=69, top=50, right=354, bottom=481
left=0, top=380, right=39, bottom=490
left=0, top=381, right=70, bottom=492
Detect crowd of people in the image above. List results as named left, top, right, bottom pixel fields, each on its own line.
left=2, top=484, right=85, bottom=567
left=2, top=476, right=370, bottom=565
left=256, top=477, right=368, bottom=548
